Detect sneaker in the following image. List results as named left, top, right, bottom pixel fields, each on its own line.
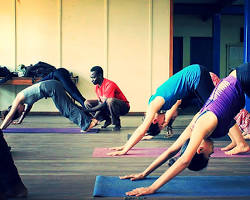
left=101, top=118, right=111, bottom=128
left=112, top=125, right=121, bottom=131
left=165, top=126, right=174, bottom=138
left=168, top=156, right=179, bottom=167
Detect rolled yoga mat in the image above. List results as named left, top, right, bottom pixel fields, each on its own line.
left=93, top=175, right=250, bottom=197
left=3, top=127, right=99, bottom=134
left=92, top=147, right=250, bottom=158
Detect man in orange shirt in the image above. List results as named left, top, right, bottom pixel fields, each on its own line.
left=85, top=66, right=130, bottom=131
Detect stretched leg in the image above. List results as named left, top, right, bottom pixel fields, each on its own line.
left=40, top=71, right=55, bottom=82
left=41, top=80, right=93, bottom=131
left=223, top=124, right=250, bottom=155
left=0, top=131, right=27, bottom=198
left=194, top=65, right=215, bottom=105
left=53, top=68, right=86, bottom=107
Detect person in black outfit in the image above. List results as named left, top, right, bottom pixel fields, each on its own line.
left=0, top=130, right=27, bottom=198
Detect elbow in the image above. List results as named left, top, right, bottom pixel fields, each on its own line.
left=179, top=153, right=209, bottom=171
left=178, top=156, right=191, bottom=168
left=181, top=160, right=190, bottom=168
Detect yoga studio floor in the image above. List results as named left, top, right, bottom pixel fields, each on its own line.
left=4, top=114, right=250, bottom=200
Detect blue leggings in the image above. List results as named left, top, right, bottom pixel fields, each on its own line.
left=41, top=68, right=86, bottom=107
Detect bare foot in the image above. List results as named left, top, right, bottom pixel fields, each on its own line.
left=81, top=119, right=98, bottom=132
left=221, top=142, right=236, bottom=151
left=225, top=144, right=250, bottom=155
left=142, top=135, right=154, bottom=140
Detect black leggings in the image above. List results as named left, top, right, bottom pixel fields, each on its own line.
left=0, top=132, right=22, bottom=193
left=41, top=68, right=86, bottom=107
left=194, top=65, right=215, bottom=107
left=236, top=63, right=250, bottom=96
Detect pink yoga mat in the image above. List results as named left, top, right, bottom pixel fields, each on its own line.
left=92, top=147, right=167, bottom=157
left=92, top=147, right=250, bottom=158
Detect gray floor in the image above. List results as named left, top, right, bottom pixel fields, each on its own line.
left=4, top=115, right=250, bottom=200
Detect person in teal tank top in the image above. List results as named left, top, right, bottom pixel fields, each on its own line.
left=108, top=64, right=215, bottom=156
left=148, top=64, right=200, bottom=111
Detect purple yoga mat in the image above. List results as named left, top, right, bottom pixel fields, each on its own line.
left=211, top=147, right=250, bottom=158
left=92, top=147, right=250, bottom=158
left=3, top=127, right=99, bottom=134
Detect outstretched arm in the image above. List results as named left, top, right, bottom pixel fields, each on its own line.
left=0, top=93, right=25, bottom=129
left=121, top=122, right=193, bottom=182
left=125, top=111, right=217, bottom=197
left=108, top=96, right=165, bottom=156
left=15, top=104, right=32, bottom=124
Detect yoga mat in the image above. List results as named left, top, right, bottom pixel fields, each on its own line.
left=3, top=127, right=99, bottom=134
left=93, top=147, right=167, bottom=157
left=128, top=133, right=231, bottom=141
left=93, top=175, right=250, bottom=197
left=92, top=147, right=250, bottom=158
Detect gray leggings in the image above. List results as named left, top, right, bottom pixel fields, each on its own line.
left=40, top=80, right=91, bottom=131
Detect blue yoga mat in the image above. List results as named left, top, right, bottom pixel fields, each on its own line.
left=93, top=175, right=250, bottom=197
left=3, top=127, right=99, bottom=134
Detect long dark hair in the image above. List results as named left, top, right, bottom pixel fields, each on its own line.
left=147, top=123, right=161, bottom=136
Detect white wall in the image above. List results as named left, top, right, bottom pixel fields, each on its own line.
left=0, top=0, right=171, bottom=112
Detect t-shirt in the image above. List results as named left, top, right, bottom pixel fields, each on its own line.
left=95, top=78, right=129, bottom=106
left=148, top=64, right=201, bottom=110
left=21, top=82, right=45, bottom=106
left=200, top=76, right=245, bottom=138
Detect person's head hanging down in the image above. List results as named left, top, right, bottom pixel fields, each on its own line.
left=108, top=64, right=215, bottom=156
left=117, top=71, right=249, bottom=197
left=0, top=80, right=97, bottom=132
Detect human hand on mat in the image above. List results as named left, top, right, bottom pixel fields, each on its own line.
left=120, top=173, right=145, bottom=181
left=107, top=150, right=126, bottom=156
left=126, top=186, right=155, bottom=197
left=109, top=145, right=125, bottom=151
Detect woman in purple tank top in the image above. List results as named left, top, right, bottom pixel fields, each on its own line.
left=118, top=68, right=250, bottom=197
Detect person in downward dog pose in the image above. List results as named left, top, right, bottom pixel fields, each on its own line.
left=1, top=80, right=97, bottom=131
left=118, top=69, right=250, bottom=197
left=108, top=64, right=248, bottom=156
left=40, top=67, right=87, bottom=108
